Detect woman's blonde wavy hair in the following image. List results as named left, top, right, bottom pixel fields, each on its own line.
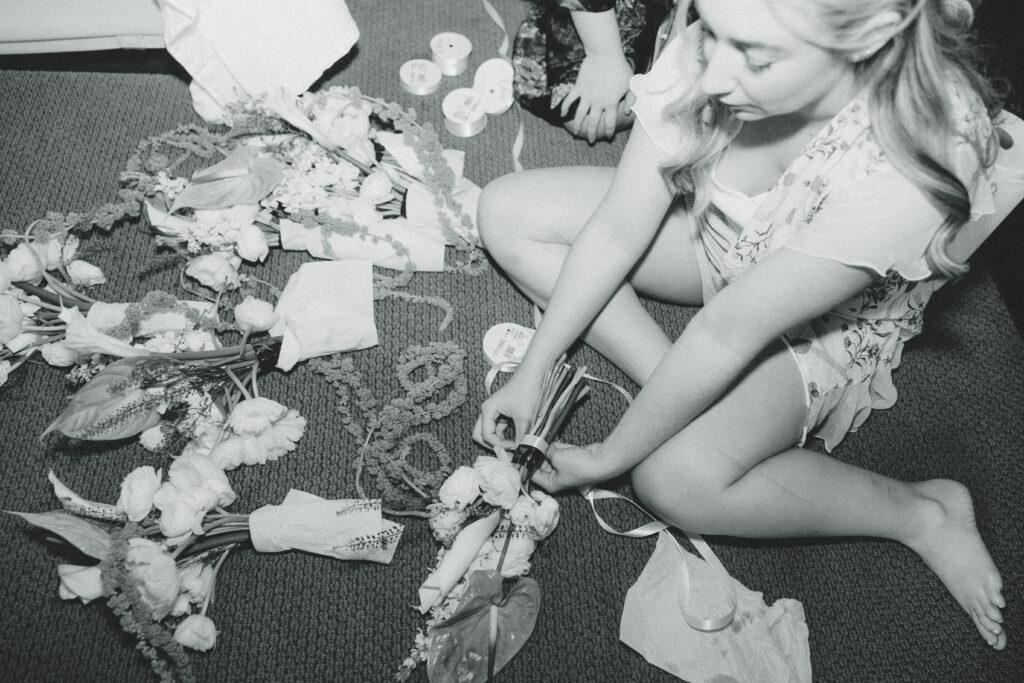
left=662, top=0, right=1002, bottom=278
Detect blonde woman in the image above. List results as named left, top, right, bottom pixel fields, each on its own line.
left=476, top=0, right=1021, bottom=649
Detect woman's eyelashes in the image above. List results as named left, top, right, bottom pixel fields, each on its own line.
left=699, top=25, right=773, bottom=73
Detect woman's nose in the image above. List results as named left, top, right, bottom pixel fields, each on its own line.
left=699, top=48, right=738, bottom=99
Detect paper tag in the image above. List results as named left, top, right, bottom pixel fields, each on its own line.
left=482, top=322, right=535, bottom=368
left=442, top=88, right=487, bottom=137
left=399, top=58, right=443, bottom=96
left=472, top=58, right=514, bottom=115
left=430, top=32, right=472, bottom=76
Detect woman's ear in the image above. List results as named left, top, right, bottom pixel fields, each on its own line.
left=849, top=10, right=902, bottom=63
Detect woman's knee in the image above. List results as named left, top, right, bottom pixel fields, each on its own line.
left=477, top=173, right=532, bottom=258
left=630, top=442, right=740, bottom=531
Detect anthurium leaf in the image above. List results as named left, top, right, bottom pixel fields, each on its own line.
left=427, top=570, right=541, bottom=682
left=170, top=147, right=284, bottom=212
left=6, top=510, right=112, bottom=560
left=43, top=356, right=162, bottom=441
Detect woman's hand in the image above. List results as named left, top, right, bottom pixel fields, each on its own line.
left=530, top=441, right=615, bottom=493
left=559, top=53, right=634, bottom=143
left=473, top=368, right=547, bottom=450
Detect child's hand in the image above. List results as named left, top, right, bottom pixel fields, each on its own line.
left=558, top=52, right=634, bottom=143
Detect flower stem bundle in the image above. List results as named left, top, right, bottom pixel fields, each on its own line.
left=511, top=356, right=590, bottom=476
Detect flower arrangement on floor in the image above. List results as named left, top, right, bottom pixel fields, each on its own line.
left=0, top=82, right=497, bottom=681
left=10, top=471, right=401, bottom=683
left=397, top=359, right=590, bottom=681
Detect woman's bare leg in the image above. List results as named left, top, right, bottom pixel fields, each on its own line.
left=630, top=343, right=1007, bottom=649
left=478, top=166, right=703, bottom=383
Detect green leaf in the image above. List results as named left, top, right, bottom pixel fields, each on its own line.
left=170, top=146, right=284, bottom=212
left=427, top=570, right=541, bottom=682
left=7, top=510, right=112, bottom=560
left=43, top=357, right=162, bottom=441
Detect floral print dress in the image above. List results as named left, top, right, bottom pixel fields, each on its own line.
left=630, top=30, right=1000, bottom=451
left=512, top=0, right=675, bottom=123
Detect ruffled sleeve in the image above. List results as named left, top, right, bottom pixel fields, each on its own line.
left=782, top=170, right=946, bottom=281
left=785, top=90, right=1002, bottom=282
left=628, top=23, right=703, bottom=155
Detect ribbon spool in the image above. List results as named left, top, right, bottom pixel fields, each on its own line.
left=430, top=31, right=473, bottom=76
left=399, top=58, right=443, bottom=96
left=442, top=87, right=488, bottom=137
left=473, top=58, right=514, bottom=115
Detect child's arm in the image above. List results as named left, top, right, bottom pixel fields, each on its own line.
left=559, top=8, right=635, bottom=143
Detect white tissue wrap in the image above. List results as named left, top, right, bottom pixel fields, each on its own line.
left=620, top=532, right=812, bottom=683
left=157, top=0, right=359, bottom=122
left=270, top=260, right=378, bottom=371
left=249, top=489, right=402, bottom=564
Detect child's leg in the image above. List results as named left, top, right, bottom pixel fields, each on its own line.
left=629, top=342, right=1007, bottom=649
left=478, top=166, right=703, bottom=383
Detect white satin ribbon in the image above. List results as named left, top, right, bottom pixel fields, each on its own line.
left=582, top=487, right=737, bottom=631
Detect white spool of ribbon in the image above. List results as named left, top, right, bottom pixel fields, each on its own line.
left=442, top=87, right=488, bottom=137
left=399, top=58, right=443, bottom=96
left=473, top=58, right=515, bottom=115
left=430, top=32, right=473, bottom=76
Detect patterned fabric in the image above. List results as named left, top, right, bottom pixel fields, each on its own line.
left=512, top=0, right=674, bottom=123
left=631, top=31, right=998, bottom=451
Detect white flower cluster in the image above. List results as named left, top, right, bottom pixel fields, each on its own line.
left=208, top=397, right=307, bottom=469
left=427, top=452, right=560, bottom=577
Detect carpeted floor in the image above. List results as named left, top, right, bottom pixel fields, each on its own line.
left=1, top=1, right=1022, bottom=681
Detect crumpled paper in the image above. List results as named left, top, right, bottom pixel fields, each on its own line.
left=270, top=260, right=378, bottom=371
left=249, top=489, right=403, bottom=564
left=621, top=532, right=812, bottom=683
left=157, top=0, right=359, bottom=122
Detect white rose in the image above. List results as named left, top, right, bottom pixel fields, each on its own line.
left=359, top=170, right=393, bottom=204
left=32, top=238, right=63, bottom=271
left=178, top=563, right=216, bottom=604
left=116, top=466, right=162, bottom=522
left=125, top=538, right=181, bottom=620
left=184, top=254, right=239, bottom=292
left=508, top=495, right=534, bottom=528
left=427, top=503, right=470, bottom=548
left=233, top=296, right=278, bottom=333
left=209, top=437, right=245, bottom=470
left=527, top=490, right=560, bottom=540
left=437, top=466, right=480, bottom=510
left=169, top=454, right=236, bottom=507
left=153, top=483, right=207, bottom=537
left=4, top=243, right=43, bottom=283
left=173, top=614, right=218, bottom=651
left=496, top=532, right=535, bottom=578
left=170, top=593, right=192, bottom=617
left=66, top=260, right=107, bottom=287
left=57, top=564, right=104, bottom=603
left=235, top=224, right=269, bottom=263
left=40, top=341, right=82, bottom=367
left=139, top=425, right=167, bottom=451
left=473, top=456, right=522, bottom=510
left=0, top=294, right=24, bottom=343
left=229, top=397, right=287, bottom=436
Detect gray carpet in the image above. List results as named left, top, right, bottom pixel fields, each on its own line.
left=1, top=1, right=1022, bottom=681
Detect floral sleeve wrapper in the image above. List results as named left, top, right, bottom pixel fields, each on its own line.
left=249, top=489, right=403, bottom=564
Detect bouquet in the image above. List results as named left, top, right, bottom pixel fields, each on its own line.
left=398, top=358, right=589, bottom=681
left=9, top=472, right=403, bottom=682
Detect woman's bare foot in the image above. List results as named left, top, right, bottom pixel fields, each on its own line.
left=904, top=479, right=1006, bottom=649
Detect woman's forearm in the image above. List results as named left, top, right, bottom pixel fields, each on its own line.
left=599, top=311, right=756, bottom=478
